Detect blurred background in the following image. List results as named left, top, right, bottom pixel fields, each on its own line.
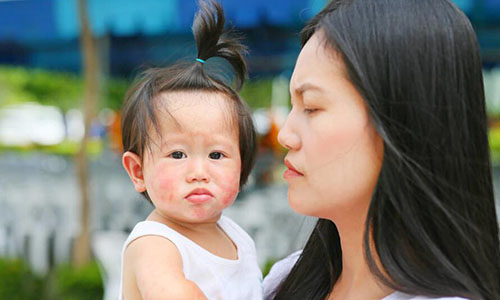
left=0, top=0, right=499, bottom=299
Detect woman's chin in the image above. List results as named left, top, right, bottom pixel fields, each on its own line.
left=288, top=191, right=319, bottom=217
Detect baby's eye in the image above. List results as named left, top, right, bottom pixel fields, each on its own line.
left=209, top=152, right=224, bottom=160
left=170, top=151, right=186, bottom=159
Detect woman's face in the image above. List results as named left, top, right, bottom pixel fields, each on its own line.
left=278, top=31, right=384, bottom=220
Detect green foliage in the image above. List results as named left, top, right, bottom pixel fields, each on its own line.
left=0, top=66, right=130, bottom=112
left=489, top=126, right=500, bottom=164
left=41, top=139, right=103, bottom=156
left=0, top=66, right=83, bottom=111
left=0, top=65, right=274, bottom=112
left=0, top=258, right=46, bottom=300
left=105, top=78, right=129, bottom=110
left=0, top=140, right=103, bottom=156
left=22, top=70, right=83, bottom=111
left=0, top=257, right=105, bottom=300
left=53, top=261, right=104, bottom=300
left=262, top=257, right=278, bottom=277
left=240, top=78, right=273, bottom=109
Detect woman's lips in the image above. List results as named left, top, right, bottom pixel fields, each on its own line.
left=185, top=188, right=213, bottom=204
left=284, top=159, right=304, bottom=179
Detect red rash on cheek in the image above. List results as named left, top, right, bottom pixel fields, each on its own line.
left=219, top=174, right=240, bottom=206
left=157, top=176, right=174, bottom=191
left=151, top=171, right=178, bottom=203
left=220, top=189, right=238, bottom=206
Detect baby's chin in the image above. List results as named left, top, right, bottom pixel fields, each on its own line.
left=184, top=206, right=228, bottom=223
left=148, top=207, right=220, bottom=226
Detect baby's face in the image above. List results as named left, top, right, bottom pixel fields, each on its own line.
left=142, top=91, right=241, bottom=224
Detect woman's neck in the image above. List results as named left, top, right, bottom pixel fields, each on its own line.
left=327, top=209, right=393, bottom=300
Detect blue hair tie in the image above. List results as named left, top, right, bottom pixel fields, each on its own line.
left=196, top=58, right=206, bottom=64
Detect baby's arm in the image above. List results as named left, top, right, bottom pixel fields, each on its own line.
left=123, top=235, right=208, bottom=300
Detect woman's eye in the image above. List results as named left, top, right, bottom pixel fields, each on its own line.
left=170, top=151, right=186, bottom=159
left=209, top=152, right=224, bottom=160
left=304, top=108, right=318, bottom=114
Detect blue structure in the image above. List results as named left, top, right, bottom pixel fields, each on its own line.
left=0, top=0, right=324, bottom=40
left=0, top=0, right=499, bottom=76
left=0, top=0, right=327, bottom=76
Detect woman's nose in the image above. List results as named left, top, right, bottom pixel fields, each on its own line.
left=277, top=115, right=301, bottom=150
left=186, top=158, right=210, bottom=183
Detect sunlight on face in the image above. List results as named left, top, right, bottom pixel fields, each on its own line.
left=278, top=31, right=384, bottom=221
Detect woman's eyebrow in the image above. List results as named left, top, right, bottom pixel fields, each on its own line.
left=293, top=82, right=324, bottom=95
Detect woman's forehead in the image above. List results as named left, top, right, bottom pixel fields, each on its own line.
left=290, top=32, right=346, bottom=95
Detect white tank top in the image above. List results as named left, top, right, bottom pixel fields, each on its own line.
left=119, top=215, right=263, bottom=300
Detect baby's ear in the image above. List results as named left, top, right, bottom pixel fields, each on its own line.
left=122, top=151, right=146, bottom=192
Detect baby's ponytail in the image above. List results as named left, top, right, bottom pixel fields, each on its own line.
left=192, top=0, right=247, bottom=91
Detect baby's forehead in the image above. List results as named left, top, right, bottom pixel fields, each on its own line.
left=153, top=90, right=238, bottom=133
left=157, top=90, right=230, bottom=105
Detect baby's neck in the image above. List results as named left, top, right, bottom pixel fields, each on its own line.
left=147, top=210, right=238, bottom=260
left=147, top=210, right=220, bottom=234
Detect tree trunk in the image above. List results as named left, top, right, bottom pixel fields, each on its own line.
left=73, top=0, right=98, bottom=268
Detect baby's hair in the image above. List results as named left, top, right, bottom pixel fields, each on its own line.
left=121, top=0, right=256, bottom=202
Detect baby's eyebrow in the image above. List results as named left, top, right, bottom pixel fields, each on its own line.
left=208, top=136, right=238, bottom=147
left=159, top=135, right=237, bottom=147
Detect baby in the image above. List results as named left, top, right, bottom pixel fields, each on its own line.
left=118, top=1, right=262, bottom=299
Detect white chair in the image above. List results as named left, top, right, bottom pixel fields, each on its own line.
left=92, top=230, right=128, bottom=300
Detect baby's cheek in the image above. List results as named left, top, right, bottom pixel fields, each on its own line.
left=219, top=175, right=240, bottom=206
left=221, top=188, right=238, bottom=206
left=152, top=172, right=178, bottom=202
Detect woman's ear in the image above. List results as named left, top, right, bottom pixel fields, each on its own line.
left=122, top=151, right=146, bottom=192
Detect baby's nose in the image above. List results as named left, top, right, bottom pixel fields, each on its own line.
left=186, top=158, right=210, bottom=183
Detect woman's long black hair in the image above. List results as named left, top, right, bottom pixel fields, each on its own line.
left=272, top=0, right=500, bottom=299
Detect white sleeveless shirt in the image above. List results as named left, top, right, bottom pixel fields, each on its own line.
left=119, top=215, right=263, bottom=300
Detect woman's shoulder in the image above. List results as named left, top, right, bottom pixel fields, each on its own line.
left=384, top=291, right=469, bottom=300
left=261, top=252, right=470, bottom=300
left=263, top=250, right=302, bottom=299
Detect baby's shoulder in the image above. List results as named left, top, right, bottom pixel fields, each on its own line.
left=124, top=234, right=182, bottom=268
left=123, top=221, right=187, bottom=270
left=123, top=235, right=207, bottom=300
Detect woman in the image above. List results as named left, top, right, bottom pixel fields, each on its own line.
left=263, top=0, right=500, bottom=299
